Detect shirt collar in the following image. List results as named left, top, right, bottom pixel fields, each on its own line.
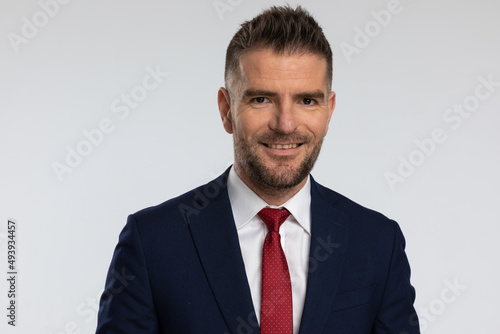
left=227, top=165, right=311, bottom=235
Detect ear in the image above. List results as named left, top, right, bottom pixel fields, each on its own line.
left=324, top=91, right=336, bottom=136
left=218, top=87, right=233, bottom=134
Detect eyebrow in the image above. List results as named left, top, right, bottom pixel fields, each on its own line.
left=242, top=89, right=278, bottom=99
left=242, top=89, right=325, bottom=101
left=294, top=90, right=325, bottom=102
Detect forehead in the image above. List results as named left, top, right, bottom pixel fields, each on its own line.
left=238, top=48, right=328, bottom=90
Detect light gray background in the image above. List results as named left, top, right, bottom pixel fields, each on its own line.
left=1, top=0, right=499, bottom=333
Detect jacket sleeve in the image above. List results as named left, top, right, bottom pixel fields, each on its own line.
left=372, top=221, right=420, bottom=334
left=96, top=215, right=159, bottom=333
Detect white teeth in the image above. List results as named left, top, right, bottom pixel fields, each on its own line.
left=268, top=143, right=298, bottom=149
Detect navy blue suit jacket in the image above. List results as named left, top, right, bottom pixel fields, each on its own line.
left=96, top=169, right=419, bottom=333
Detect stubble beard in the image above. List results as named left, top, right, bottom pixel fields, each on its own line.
left=233, top=132, right=323, bottom=191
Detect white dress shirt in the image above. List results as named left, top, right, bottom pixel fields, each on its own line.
left=227, top=166, right=311, bottom=334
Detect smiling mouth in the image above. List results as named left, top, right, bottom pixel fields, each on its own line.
left=262, top=143, right=303, bottom=149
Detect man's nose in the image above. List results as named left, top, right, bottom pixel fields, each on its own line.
left=271, top=100, right=298, bottom=134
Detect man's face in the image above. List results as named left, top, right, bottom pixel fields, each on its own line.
left=218, top=48, right=335, bottom=192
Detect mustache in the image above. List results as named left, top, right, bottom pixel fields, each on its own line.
left=256, top=132, right=312, bottom=144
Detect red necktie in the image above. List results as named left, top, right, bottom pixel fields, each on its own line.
left=258, top=208, right=293, bottom=334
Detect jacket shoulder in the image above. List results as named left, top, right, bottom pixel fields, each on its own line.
left=313, top=179, right=397, bottom=230
left=131, top=171, right=229, bottom=227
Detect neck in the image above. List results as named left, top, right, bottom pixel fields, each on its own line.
left=234, top=165, right=308, bottom=206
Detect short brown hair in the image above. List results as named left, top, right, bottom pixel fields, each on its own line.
left=224, top=5, right=333, bottom=95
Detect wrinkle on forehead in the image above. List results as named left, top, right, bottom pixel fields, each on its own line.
left=237, top=49, right=328, bottom=96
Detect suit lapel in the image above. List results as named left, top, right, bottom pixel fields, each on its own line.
left=184, top=171, right=348, bottom=333
left=299, top=177, right=350, bottom=333
left=185, top=170, right=260, bottom=334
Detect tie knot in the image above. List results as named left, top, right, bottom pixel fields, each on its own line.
left=258, top=208, right=290, bottom=233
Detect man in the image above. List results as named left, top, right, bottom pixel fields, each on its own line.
left=96, top=5, right=420, bottom=334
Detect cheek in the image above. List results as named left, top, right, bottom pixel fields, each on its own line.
left=317, top=122, right=329, bottom=136
left=317, top=112, right=332, bottom=135
left=234, top=114, right=268, bottom=138
left=299, top=116, right=329, bottom=138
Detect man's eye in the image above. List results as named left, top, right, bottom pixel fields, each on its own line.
left=302, top=98, right=315, bottom=105
left=252, top=97, right=270, bottom=103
